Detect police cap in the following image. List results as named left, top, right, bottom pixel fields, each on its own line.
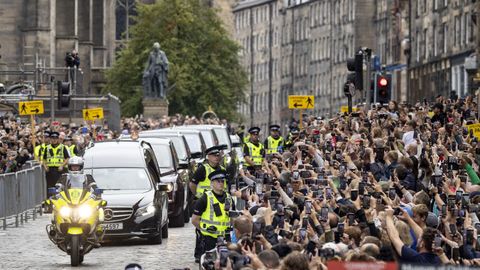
left=50, top=132, right=60, bottom=138
left=269, top=124, right=281, bottom=131
left=205, top=145, right=223, bottom=156
left=248, top=127, right=261, bottom=135
left=209, top=170, right=228, bottom=182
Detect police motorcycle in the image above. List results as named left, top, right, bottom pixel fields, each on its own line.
left=44, top=157, right=107, bottom=266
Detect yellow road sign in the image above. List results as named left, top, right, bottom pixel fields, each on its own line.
left=83, top=107, right=104, bottom=121
left=19, top=100, right=44, bottom=115
left=288, top=95, right=315, bottom=109
left=340, top=106, right=359, bottom=113
left=466, top=123, right=480, bottom=139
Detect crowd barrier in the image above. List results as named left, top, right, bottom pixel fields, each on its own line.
left=0, top=161, right=46, bottom=230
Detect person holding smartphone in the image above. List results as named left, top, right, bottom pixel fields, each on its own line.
left=385, top=207, right=447, bottom=265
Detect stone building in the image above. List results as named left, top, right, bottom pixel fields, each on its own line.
left=373, top=0, right=409, bottom=102
left=408, top=0, right=477, bottom=102
left=233, top=0, right=376, bottom=130
left=0, top=0, right=117, bottom=94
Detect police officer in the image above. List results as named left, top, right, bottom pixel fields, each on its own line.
left=34, top=131, right=50, bottom=161
left=189, top=145, right=227, bottom=262
left=264, top=124, right=284, bottom=154
left=191, top=170, right=234, bottom=261
left=64, top=136, right=79, bottom=157
left=42, top=131, right=70, bottom=191
left=243, top=127, right=265, bottom=173
left=190, top=145, right=227, bottom=199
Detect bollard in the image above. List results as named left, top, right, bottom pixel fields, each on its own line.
left=32, top=207, right=36, bottom=220
left=15, top=214, right=19, bottom=227
left=2, top=217, right=6, bottom=230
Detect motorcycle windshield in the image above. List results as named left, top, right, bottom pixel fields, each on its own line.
left=66, top=174, right=86, bottom=189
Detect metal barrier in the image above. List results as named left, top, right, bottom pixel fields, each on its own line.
left=0, top=161, right=46, bottom=230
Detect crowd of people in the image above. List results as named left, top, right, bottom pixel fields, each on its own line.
left=191, top=95, right=480, bottom=270
left=0, top=113, right=229, bottom=175
left=4, top=93, right=480, bottom=269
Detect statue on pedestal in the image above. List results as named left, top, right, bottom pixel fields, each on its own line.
left=143, top=42, right=169, bottom=99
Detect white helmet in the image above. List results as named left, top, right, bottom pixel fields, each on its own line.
left=68, top=156, right=84, bottom=174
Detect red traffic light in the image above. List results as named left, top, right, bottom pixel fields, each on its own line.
left=378, top=77, right=388, bottom=87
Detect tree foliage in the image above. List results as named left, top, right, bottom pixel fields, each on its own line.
left=104, top=0, right=247, bottom=120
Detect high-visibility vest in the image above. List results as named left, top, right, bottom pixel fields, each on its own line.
left=243, top=134, right=250, bottom=144
left=34, top=144, right=46, bottom=161
left=199, top=191, right=231, bottom=238
left=69, top=145, right=77, bottom=157
left=246, top=142, right=264, bottom=165
left=45, top=144, right=66, bottom=167
left=196, top=163, right=226, bottom=198
left=266, top=136, right=284, bottom=154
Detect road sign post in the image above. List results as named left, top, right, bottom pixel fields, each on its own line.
left=288, top=95, right=314, bottom=129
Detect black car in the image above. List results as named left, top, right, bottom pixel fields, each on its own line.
left=83, top=140, right=169, bottom=244
left=139, top=137, right=189, bottom=227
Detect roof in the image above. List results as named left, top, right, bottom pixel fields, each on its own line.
left=83, top=141, right=147, bottom=168
left=232, top=0, right=276, bottom=12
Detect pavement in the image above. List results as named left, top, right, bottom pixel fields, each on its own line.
left=0, top=213, right=198, bottom=270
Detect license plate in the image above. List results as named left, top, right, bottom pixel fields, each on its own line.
left=102, top=223, right=123, bottom=230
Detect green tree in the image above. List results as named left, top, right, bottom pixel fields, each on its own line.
left=104, top=0, right=247, bottom=120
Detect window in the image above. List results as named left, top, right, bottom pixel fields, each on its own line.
left=433, top=25, right=437, bottom=56
left=454, top=15, right=460, bottom=47
left=443, top=23, right=448, bottom=53
left=424, top=28, right=428, bottom=59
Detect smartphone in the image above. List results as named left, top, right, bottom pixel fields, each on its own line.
left=449, top=224, right=457, bottom=236
left=388, top=187, right=396, bottom=200
left=305, top=200, right=312, bottom=215
left=302, top=216, right=309, bottom=229
left=339, top=177, right=347, bottom=190
left=347, top=213, right=355, bottom=226
left=455, top=190, right=463, bottom=202
left=321, top=207, right=329, bottom=221
left=337, top=223, right=345, bottom=234
left=300, top=170, right=312, bottom=179
left=448, top=195, right=456, bottom=211
left=351, top=189, right=359, bottom=201
left=434, top=234, right=442, bottom=248
left=462, top=193, right=470, bottom=204
left=362, top=195, right=371, bottom=209
left=441, top=205, right=447, bottom=217
left=359, top=182, right=366, bottom=195
left=299, top=188, right=308, bottom=196
left=452, top=247, right=460, bottom=261
left=326, top=188, right=333, bottom=200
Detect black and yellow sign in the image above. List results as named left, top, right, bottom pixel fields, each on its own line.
left=19, top=100, right=44, bottom=115
left=82, top=107, right=104, bottom=121
left=340, top=106, right=359, bottom=113
left=466, top=123, right=480, bottom=139
left=288, top=95, right=315, bottom=109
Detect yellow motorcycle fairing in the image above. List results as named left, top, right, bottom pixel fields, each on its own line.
left=50, top=188, right=103, bottom=234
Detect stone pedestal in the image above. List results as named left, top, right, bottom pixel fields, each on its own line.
left=142, top=98, right=169, bottom=118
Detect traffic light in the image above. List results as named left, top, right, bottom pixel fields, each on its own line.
left=376, top=73, right=392, bottom=104
left=346, top=51, right=364, bottom=91
left=57, top=81, right=71, bottom=109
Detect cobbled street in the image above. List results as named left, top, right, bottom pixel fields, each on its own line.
left=0, top=214, right=197, bottom=270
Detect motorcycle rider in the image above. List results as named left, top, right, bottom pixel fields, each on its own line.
left=56, top=156, right=97, bottom=191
